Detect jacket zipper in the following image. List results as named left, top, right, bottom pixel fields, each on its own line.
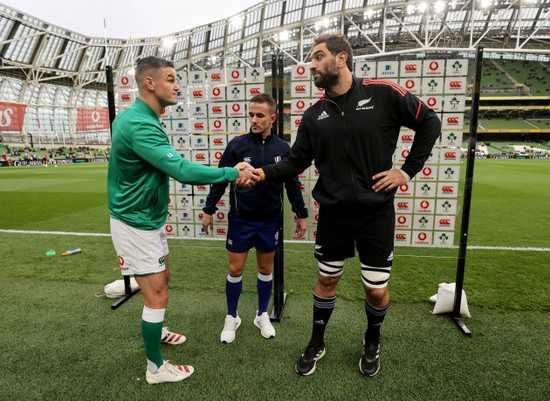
left=324, top=96, right=359, bottom=203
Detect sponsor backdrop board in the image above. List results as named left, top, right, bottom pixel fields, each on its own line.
left=116, top=60, right=466, bottom=247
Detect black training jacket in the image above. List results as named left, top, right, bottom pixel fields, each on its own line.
left=203, top=130, right=308, bottom=221
left=262, top=77, right=442, bottom=207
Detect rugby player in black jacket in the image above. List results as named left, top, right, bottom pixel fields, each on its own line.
left=258, top=34, right=441, bottom=377
left=202, top=93, right=308, bottom=344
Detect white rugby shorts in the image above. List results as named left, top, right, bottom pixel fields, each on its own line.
left=110, top=217, right=168, bottom=276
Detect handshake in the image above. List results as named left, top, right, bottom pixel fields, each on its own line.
left=234, top=162, right=261, bottom=187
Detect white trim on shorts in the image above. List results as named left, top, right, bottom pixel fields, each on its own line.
left=110, top=217, right=168, bottom=276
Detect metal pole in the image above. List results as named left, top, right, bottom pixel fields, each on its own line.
left=270, top=53, right=287, bottom=321
left=106, top=65, right=140, bottom=310
left=452, top=46, right=484, bottom=336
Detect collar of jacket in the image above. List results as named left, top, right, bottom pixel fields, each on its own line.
left=248, top=129, right=275, bottom=143
left=323, top=76, right=359, bottom=104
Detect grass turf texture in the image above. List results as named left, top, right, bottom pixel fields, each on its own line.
left=0, top=160, right=549, bottom=400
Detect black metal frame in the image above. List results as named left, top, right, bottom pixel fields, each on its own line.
left=451, top=47, right=484, bottom=337
left=105, top=65, right=140, bottom=310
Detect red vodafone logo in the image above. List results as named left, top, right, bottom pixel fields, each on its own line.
left=399, top=184, right=409, bottom=191
left=418, top=232, right=427, bottom=241
left=420, top=200, right=430, bottom=209
left=121, top=77, right=129, bottom=85
left=214, top=120, right=222, bottom=128
left=166, top=225, right=173, bottom=233
left=215, top=151, right=223, bottom=159
left=397, top=216, right=407, bottom=224
left=118, top=256, right=124, bottom=266
left=429, top=61, right=439, bottom=71
left=423, top=167, right=432, bottom=176
left=427, top=97, right=437, bottom=107
left=297, top=66, right=305, bottom=75
left=405, top=80, right=415, bottom=89
left=401, top=149, right=410, bottom=158
left=217, top=212, right=225, bottom=219
left=231, top=70, right=240, bottom=79
left=198, top=212, right=204, bottom=219
left=295, top=119, right=302, bottom=125
left=297, top=100, right=305, bottom=109
left=213, top=88, right=221, bottom=96
left=232, top=104, right=241, bottom=112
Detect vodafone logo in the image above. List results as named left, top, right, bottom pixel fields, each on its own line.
left=198, top=213, right=204, bottom=219
left=427, top=97, right=437, bottom=107
left=118, top=256, right=124, bottom=266
left=315, top=214, right=319, bottom=222
left=297, top=66, right=306, bottom=75
left=196, top=153, right=206, bottom=160
left=420, top=201, right=430, bottom=209
left=91, top=111, right=100, bottom=123
left=447, top=117, right=459, bottom=124
left=213, top=88, right=221, bottom=96
left=166, top=225, right=173, bottom=233
left=297, top=100, right=305, bottom=109
left=211, top=73, right=222, bottom=80
left=405, top=80, right=415, bottom=89
left=121, top=94, right=131, bottom=100
left=213, top=138, right=224, bottom=144
left=314, top=200, right=320, bottom=207
left=397, top=202, right=409, bottom=209
left=445, top=152, right=457, bottom=159
left=417, top=232, right=427, bottom=241
left=395, top=234, right=407, bottom=240
left=401, top=149, right=410, bottom=158
left=429, top=61, right=439, bottom=71
left=217, top=212, right=225, bottom=219
left=0, top=108, right=13, bottom=127
left=423, top=167, right=432, bottom=176
left=217, top=228, right=227, bottom=234
left=402, top=135, right=413, bottom=142
left=300, top=184, right=305, bottom=191
left=314, top=168, right=319, bottom=175
left=449, top=81, right=462, bottom=88
left=215, top=151, right=223, bottom=159
left=193, top=91, right=203, bottom=97
left=441, top=186, right=454, bottom=193
left=295, top=85, right=306, bottom=92
left=405, top=64, right=417, bottom=72
left=194, top=123, right=205, bottom=129
left=121, top=77, right=129, bottom=85
left=250, top=88, right=261, bottom=94
left=399, top=184, right=409, bottom=191
left=439, top=219, right=451, bottom=226
left=212, top=106, right=222, bottom=113
left=397, top=216, right=407, bottom=224
left=214, top=120, right=222, bottom=129
left=232, top=104, right=241, bottom=112
left=231, top=70, right=240, bottom=79
left=294, top=119, right=301, bottom=125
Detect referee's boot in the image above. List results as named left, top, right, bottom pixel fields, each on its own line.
left=295, top=342, right=325, bottom=376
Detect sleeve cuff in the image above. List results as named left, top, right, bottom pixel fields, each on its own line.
left=398, top=169, right=410, bottom=182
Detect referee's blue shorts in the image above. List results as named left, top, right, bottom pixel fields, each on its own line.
left=226, top=211, right=282, bottom=253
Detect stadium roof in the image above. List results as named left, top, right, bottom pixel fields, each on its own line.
left=1, top=0, right=550, bottom=91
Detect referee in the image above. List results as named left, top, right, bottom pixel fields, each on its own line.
left=257, top=34, right=441, bottom=377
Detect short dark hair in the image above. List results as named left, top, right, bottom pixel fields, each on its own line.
left=250, top=93, right=277, bottom=114
left=135, top=56, right=174, bottom=89
left=313, top=33, right=353, bottom=72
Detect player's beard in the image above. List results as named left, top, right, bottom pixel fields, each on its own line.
left=313, top=59, right=340, bottom=91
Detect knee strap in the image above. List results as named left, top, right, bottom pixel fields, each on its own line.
left=318, top=260, right=344, bottom=278
left=361, top=264, right=391, bottom=288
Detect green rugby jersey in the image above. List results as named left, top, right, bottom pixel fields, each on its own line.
left=108, top=98, right=239, bottom=230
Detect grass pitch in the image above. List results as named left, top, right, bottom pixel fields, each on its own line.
left=0, top=160, right=549, bottom=400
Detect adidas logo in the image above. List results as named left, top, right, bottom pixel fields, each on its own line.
left=386, top=251, right=393, bottom=261
left=317, top=111, right=329, bottom=121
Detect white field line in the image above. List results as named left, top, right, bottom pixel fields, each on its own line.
left=1, top=229, right=549, bottom=252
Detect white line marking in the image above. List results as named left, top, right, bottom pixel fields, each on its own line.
left=0, top=229, right=548, bottom=252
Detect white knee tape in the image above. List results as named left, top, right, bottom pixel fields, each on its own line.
left=318, top=260, right=344, bottom=278
left=361, top=264, right=391, bottom=289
